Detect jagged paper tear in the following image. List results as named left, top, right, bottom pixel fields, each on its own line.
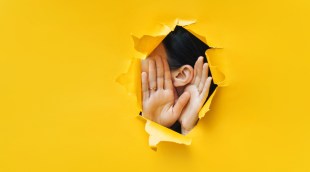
left=117, top=19, right=227, bottom=149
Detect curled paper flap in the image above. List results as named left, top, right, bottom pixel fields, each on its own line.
left=206, top=48, right=229, bottom=86
left=131, top=35, right=166, bottom=59
left=116, top=58, right=142, bottom=110
left=145, top=119, right=192, bottom=150
left=198, top=87, right=218, bottom=119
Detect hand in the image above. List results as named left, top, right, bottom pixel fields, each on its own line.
left=141, top=55, right=191, bottom=127
left=179, top=56, right=212, bottom=134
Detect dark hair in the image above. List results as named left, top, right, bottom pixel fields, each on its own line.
left=163, top=26, right=209, bottom=69
left=162, top=25, right=217, bottom=133
left=162, top=25, right=217, bottom=96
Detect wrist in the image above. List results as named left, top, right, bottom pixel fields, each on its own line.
left=179, top=115, right=198, bottom=135
left=181, top=127, right=191, bottom=135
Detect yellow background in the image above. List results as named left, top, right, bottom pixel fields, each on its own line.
left=1, top=0, right=310, bottom=171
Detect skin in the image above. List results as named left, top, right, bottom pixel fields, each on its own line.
left=141, top=43, right=212, bottom=135
left=178, top=56, right=212, bottom=134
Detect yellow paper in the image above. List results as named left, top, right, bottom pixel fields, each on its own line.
left=1, top=0, right=310, bottom=171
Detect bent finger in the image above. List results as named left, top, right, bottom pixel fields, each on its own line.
left=141, top=72, right=149, bottom=100
left=172, top=92, right=191, bottom=120
left=198, top=63, right=208, bottom=93
left=155, top=56, right=164, bottom=90
left=141, top=59, right=149, bottom=74
left=193, top=56, right=204, bottom=86
left=162, top=55, right=173, bottom=90
left=148, top=59, right=157, bottom=94
left=200, top=77, right=212, bottom=101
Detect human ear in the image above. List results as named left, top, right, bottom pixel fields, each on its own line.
left=171, top=65, right=194, bottom=87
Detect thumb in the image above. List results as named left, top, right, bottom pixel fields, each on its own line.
left=172, top=91, right=191, bottom=119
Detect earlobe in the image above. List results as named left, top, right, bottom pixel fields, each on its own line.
left=171, top=65, right=194, bottom=87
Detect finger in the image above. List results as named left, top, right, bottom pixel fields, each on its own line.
left=141, top=72, right=149, bottom=100
left=141, top=59, right=149, bottom=74
left=148, top=59, right=157, bottom=94
left=198, top=63, right=209, bottom=93
left=172, top=91, right=191, bottom=121
left=193, top=56, right=204, bottom=86
left=200, top=77, right=212, bottom=101
left=155, top=56, right=164, bottom=90
left=162, top=55, right=173, bottom=90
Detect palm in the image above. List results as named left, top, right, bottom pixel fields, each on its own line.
left=141, top=55, right=190, bottom=127
left=179, top=57, right=212, bottom=133
left=143, top=89, right=175, bottom=126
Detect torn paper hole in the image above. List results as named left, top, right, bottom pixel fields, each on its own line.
left=117, top=19, right=227, bottom=149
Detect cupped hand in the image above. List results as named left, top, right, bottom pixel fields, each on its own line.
left=179, top=56, right=212, bottom=134
left=141, top=55, right=191, bottom=127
